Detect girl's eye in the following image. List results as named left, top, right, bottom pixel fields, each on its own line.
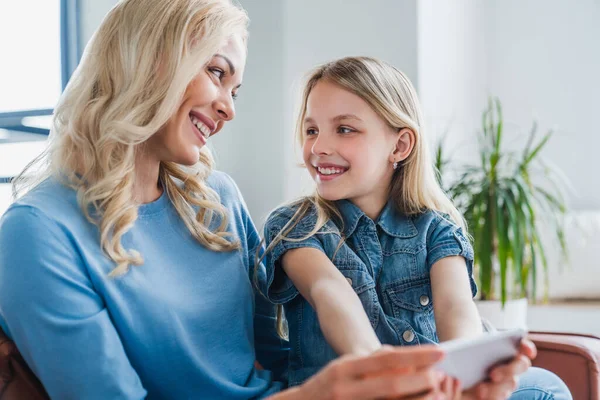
left=232, top=92, right=238, bottom=101
left=209, top=67, right=225, bottom=80
left=338, top=126, right=355, bottom=134
left=306, top=128, right=318, bottom=136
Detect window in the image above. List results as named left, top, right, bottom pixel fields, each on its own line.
left=0, top=0, right=78, bottom=135
left=0, top=0, right=79, bottom=212
left=0, top=2, right=61, bottom=115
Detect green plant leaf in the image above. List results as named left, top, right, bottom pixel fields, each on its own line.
left=502, top=184, right=525, bottom=297
left=494, top=98, right=503, bottom=157
left=495, top=191, right=509, bottom=304
left=479, top=195, right=495, bottom=300
left=521, top=120, right=538, bottom=165
left=523, top=131, right=552, bottom=168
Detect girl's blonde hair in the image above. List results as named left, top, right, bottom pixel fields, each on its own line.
left=14, top=0, right=249, bottom=276
left=263, top=56, right=465, bottom=338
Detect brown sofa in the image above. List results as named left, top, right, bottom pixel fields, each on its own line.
left=0, top=328, right=48, bottom=399
left=1, top=327, right=598, bottom=399
left=529, top=332, right=600, bottom=400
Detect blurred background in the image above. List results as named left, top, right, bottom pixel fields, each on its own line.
left=1, top=0, right=599, bottom=333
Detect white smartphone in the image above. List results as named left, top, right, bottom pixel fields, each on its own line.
left=435, top=329, right=527, bottom=390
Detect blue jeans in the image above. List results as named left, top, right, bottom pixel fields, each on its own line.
left=509, top=367, right=572, bottom=400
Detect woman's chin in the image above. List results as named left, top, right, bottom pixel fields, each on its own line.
left=170, top=149, right=202, bottom=166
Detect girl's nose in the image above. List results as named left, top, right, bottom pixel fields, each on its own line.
left=311, top=133, right=333, bottom=155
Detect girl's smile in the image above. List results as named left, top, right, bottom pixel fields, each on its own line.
left=313, top=162, right=350, bottom=182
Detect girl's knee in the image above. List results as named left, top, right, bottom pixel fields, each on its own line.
left=509, top=367, right=572, bottom=400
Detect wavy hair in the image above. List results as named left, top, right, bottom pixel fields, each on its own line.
left=14, top=0, right=249, bottom=276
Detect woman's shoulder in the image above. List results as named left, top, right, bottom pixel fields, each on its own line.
left=206, top=170, right=242, bottom=205
left=5, top=178, right=81, bottom=224
left=0, top=178, right=84, bottom=251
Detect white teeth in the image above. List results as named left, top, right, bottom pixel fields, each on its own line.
left=317, top=167, right=345, bottom=175
left=190, top=116, right=211, bottom=138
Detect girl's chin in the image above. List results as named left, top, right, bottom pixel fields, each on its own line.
left=316, top=189, right=344, bottom=202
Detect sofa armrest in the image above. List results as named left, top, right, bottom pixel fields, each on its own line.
left=529, top=331, right=600, bottom=400
left=0, top=329, right=49, bottom=400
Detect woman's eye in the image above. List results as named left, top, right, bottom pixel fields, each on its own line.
left=209, top=67, right=224, bottom=80
left=232, top=92, right=238, bottom=100
left=338, top=126, right=354, bottom=134
left=306, top=128, right=318, bottom=136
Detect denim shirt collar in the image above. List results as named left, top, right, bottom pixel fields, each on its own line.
left=336, top=199, right=418, bottom=238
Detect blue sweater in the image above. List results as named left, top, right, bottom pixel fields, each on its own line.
left=0, top=171, right=288, bottom=399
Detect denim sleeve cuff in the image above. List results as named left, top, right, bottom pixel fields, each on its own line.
left=264, top=239, right=325, bottom=304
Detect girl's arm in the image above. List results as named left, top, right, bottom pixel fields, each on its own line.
left=281, top=247, right=381, bottom=356
left=430, top=255, right=482, bottom=341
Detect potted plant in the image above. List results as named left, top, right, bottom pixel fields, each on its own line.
left=435, top=98, right=569, bottom=329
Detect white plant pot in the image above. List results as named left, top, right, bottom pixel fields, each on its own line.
left=476, top=298, right=528, bottom=331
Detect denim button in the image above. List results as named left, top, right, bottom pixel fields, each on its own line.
left=402, top=330, right=415, bottom=342
left=419, top=295, right=430, bottom=306
left=346, top=277, right=352, bottom=286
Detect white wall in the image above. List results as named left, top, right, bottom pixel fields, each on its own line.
left=210, top=0, right=287, bottom=227
left=485, top=0, right=600, bottom=211
left=417, top=0, right=488, bottom=163
left=78, top=0, right=118, bottom=50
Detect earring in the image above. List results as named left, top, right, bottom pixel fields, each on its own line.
left=393, top=161, right=398, bottom=170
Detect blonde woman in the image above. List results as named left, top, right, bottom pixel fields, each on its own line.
left=259, top=57, right=572, bottom=399
left=0, top=1, right=454, bottom=399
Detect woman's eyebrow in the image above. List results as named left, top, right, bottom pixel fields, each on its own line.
left=214, top=54, right=235, bottom=75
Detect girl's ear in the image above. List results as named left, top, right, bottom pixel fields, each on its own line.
left=388, top=128, right=416, bottom=164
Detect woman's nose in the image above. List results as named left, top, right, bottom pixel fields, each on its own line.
left=214, top=95, right=235, bottom=122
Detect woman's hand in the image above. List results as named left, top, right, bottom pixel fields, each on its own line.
left=462, top=338, right=536, bottom=400
left=291, top=345, right=446, bottom=400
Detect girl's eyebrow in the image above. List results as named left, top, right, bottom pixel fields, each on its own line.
left=304, top=114, right=363, bottom=125
left=331, top=114, right=362, bottom=123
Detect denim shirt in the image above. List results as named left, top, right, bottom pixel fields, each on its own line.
left=258, top=199, right=476, bottom=386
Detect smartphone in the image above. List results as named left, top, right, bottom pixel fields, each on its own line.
left=435, top=329, right=527, bottom=390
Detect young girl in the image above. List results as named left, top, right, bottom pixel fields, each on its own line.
left=258, top=57, right=572, bottom=399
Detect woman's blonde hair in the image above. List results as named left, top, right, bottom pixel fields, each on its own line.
left=14, top=0, right=249, bottom=276
left=262, top=56, right=465, bottom=338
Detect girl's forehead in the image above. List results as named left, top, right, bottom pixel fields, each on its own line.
left=306, top=82, right=371, bottom=116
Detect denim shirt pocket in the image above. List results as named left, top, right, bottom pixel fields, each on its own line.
left=383, top=278, right=437, bottom=342
left=337, top=260, right=379, bottom=328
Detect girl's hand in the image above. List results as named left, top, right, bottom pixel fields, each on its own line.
left=296, top=345, right=447, bottom=400
left=462, top=338, right=535, bottom=400
left=440, top=376, right=462, bottom=399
